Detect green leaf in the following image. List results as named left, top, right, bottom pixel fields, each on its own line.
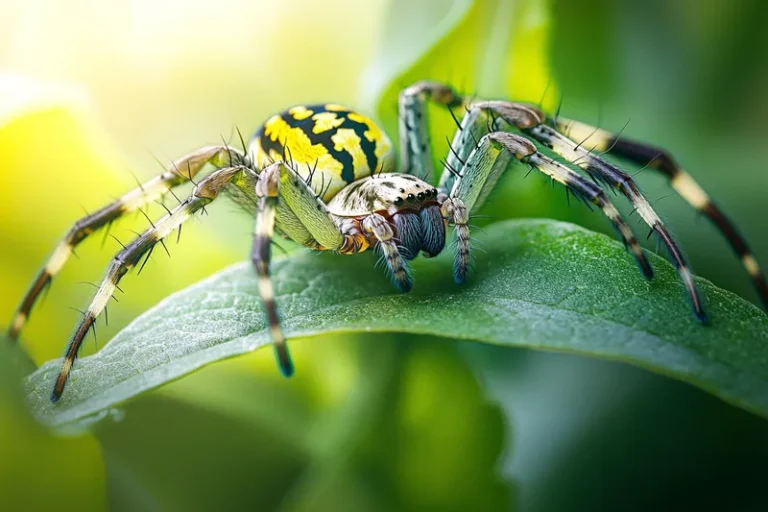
left=25, top=219, right=768, bottom=429
left=0, top=341, right=107, bottom=511
left=366, top=0, right=557, bottom=118
left=95, top=337, right=511, bottom=511
left=366, top=0, right=558, bottom=173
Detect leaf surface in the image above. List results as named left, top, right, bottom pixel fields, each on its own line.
left=25, top=219, right=768, bottom=429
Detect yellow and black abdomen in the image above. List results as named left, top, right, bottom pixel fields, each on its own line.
left=251, top=104, right=395, bottom=201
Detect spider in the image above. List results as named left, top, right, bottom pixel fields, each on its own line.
left=7, top=81, right=767, bottom=402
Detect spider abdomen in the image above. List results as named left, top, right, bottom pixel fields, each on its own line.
left=251, top=104, right=395, bottom=201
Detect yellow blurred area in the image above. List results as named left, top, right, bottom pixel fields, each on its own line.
left=0, top=343, right=107, bottom=511
left=0, top=0, right=388, bottom=151
left=0, top=1, right=390, bottom=509
left=0, top=399, right=107, bottom=511
left=0, top=0, right=388, bottom=363
left=505, top=0, right=556, bottom=109
left=0, top=100, right=239, bottom=364
left=2, top=1, right=761, bottom=510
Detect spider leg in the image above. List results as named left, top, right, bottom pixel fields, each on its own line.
left=398, top=80, right=464, bottom=183
left=440, top=198, right=470, bottom=283
left=445, top=127, right=653, bottom=284
left=527, top=123, right=707, bottom=322
left=251, top=162, right=360, bottom=378
left=252, top=169, right=293, bottom=377
left=9, top=145, right=244, bottom=342
left=50, top=164, right=251, bottom=402
left=362, top=213, right=412, bottom=291
left=437, top=99, right=544, bottom=196
left=555, top=117, right=768, bottom=310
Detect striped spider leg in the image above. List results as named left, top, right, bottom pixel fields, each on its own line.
left=543, top=118, right=768, bottom=311
left=21, top=81, right=757, bottom=401
left=431, top=88, right=764, bottom=321
left=251, top=161, right=364, bottom=377
left=397, top=81, right=468, bottom=279
left=252, top=162, right=449, bottom=378
left=8, top=144, right=243, bottom=342
left=398, top=80, right=464, bottom=181
left=437, top=102, right=653, bottom=288
left=49, top=163, right=254, bottom=401
left=523, top=123, right=707, bottom=321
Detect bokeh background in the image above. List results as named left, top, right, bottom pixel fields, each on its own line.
left=2, top=0, right=768, bottom=510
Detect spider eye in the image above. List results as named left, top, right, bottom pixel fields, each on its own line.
left=431, top=188, right=438, bottom=196
left=394, top=197, right=404, bottom=206
left=407, top=193, right=415, bottom=201
left=417, top=192, right=425, bottom=200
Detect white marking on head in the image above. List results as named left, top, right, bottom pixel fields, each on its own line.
left=327, top=174, right=437, bottom=216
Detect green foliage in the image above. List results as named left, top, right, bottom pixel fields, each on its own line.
left=96, top=335, right=511, bottom=511
left=369, top=0, right=557, bottom=171
left=8, top=0, right=768, bottom=509
left=368, top=0, right=594, bottom=233
left=27, top=219, right=768, bottom=431
left=0, top=341, right=106, bottom=511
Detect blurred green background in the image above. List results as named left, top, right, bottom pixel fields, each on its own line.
left=2, top=0, right=768, bottom=510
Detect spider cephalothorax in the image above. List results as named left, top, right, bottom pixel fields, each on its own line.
left=8, top=81, right=767, bottom=401
left=328, top=173, right=445, bottom=261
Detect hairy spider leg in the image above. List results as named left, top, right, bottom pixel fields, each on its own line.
left=362, top=213, right=412, bottom=291
left=9, top=145, right=244, bottom=342
left=438, top=101, right=538, bottom=283
left=557, top=118, right=768, bottom=310
left=252, top=179, right=293, bottom=377
left=398, top=80, right=464, bottom=182
left=440, top=198, right=470, bottom=284
left=51, top=165, right=251, bottom=402
left=438, top=100, right=545, bottom=195
left=252, top=162, right=358, bottom=378
left=402, top=83, right=713, bottom=321
left=527, top=123, right=707, bottom=323
left=443, top=121, right=653, bottom=283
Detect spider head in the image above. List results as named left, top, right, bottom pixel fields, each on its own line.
left=377, top=174, right=445, bottom=260
left=329, top=173, right=438, bottom=215
left=328, top=173, right=446, bottom=259
left=382, top=174, right=439, bottom=212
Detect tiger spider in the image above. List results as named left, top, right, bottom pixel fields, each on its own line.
left=7, top=81, right=766, bottom=402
